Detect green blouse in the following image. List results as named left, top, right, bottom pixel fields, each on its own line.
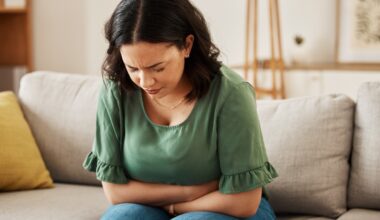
left=83, top=65, right=278, bottom=194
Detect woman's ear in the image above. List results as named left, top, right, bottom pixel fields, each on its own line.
left=184, top=34, right=194, bottom=57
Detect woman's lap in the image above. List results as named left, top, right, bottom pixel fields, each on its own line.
left=100, top=203, right=170, bottom=220
left=173, top=198, right=276, bottom=220
left=101, top=198, right=276, bottom=220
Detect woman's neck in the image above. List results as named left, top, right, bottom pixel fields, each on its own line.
left=153, top=76, right=192, bottom=105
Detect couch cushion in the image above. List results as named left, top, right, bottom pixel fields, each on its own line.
left=277, top=215, right=333, bottom=220
left=257, top=94, right=355, bottom=218
left=348, top=81, right=380, bottom=209
left=337, top=209, right=380, bottom=220
left=18, top=72, right=101, bottom=185
left=0, top=183, right=108, bottom=219
left=0, top=91, right=53, bottom=191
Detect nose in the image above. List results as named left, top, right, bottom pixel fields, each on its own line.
left=139, top=71, right=155, bottom=88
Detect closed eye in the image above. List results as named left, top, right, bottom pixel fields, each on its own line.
left=154, top=68, right=165, bottom=72
left=128, top=67, right=138, bottom=73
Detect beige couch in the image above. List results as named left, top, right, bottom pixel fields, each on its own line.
left=0, top=71, right=379, bottom=219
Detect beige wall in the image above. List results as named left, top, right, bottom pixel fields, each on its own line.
left=83, top=0, right=120, bottom=75
left=32, top=0, right=118, bottom=75
left=29, top=0, right=380, bottom=99
left=192, top=0, right=337, bottom=66
left=33, top=0, right=86, bottom=74
left=32, top=0, right=337, bottom=74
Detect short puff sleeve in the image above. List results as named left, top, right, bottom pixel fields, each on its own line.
left=218, top=83, right=278, bottom=194
left=82, top=80, right=129, bottom=184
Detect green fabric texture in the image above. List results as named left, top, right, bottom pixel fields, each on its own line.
left=83, top=65, right=278, bottom=194
left=83, top=152, right=128, bottom=184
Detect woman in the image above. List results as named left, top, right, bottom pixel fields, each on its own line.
left=83, top=0, right=278, bottom=219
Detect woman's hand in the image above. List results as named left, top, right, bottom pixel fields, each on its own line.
left=183, top=179, right=219, bottom=201
left=166, top=187, right=263, bottom=218
left=161, top=180, right=218, bottom=214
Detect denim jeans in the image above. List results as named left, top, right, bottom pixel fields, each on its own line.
left=101, top=197, right=276, bottom=220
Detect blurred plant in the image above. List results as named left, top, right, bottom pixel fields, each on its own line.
left=294, top=35, right=304, bottom=46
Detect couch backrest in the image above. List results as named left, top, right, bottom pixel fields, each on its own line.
left=257, top=94, right=355, bottom=218
left=18, top=71, right=101, bottom=185
left=348, top=81, right=380, bottom=209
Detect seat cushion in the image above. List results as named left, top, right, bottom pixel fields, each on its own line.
left=18, top=72, right=101, bottom=185
left=257, top=94, right=355, bottom=218
left=337, top=209, right=380, bottom=220
left=0, top=183, right=109, bottom=219
left=348, top=82, right=380, bottom=209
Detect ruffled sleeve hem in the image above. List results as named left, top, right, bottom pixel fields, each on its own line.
left=219, top=161, right=278, bottom=194
left=83, top=152, right=129, bottom=184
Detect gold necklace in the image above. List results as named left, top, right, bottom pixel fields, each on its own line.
left=153, top=96, right=186, bottom=110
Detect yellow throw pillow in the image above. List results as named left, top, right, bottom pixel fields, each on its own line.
left=0, top=91, right=53, bottom=191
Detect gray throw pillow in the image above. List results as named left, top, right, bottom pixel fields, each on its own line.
left=348, top=82, right=380, bottom=209
left=257, top=94, right=354, bottom=218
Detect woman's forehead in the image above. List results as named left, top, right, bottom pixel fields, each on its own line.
left=120, top=42, right=178, bottom=67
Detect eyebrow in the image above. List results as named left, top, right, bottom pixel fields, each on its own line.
left=126, top=62, right=164, bottom=69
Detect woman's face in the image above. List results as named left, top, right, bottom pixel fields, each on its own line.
left=120, top=37, right=193, bottom=98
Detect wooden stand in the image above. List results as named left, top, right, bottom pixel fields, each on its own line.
left=244, top=0, right=285, bottom=99
left=0, top=0, right=33, bottom=71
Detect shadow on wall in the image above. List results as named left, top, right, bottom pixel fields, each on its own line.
left=0, top=67, right=27, bottom=94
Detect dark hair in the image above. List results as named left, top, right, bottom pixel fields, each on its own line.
left=102, top=0, right=221, bottom=101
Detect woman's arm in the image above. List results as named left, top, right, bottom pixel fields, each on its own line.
left=102, top=179, right=218, bottom=206
left=168, top=187, right=262, bottom=218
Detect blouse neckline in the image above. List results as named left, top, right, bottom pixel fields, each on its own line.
left=138, top=89, right=202, bottom=129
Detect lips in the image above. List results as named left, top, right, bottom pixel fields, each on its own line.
left=145, top=88, right=161, bottom=94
